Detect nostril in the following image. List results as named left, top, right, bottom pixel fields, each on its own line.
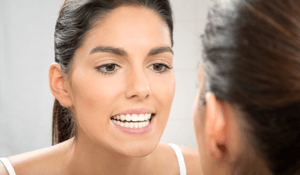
left=125, top=78, right=150, bottom=100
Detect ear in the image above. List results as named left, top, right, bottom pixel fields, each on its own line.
left=49, top=63, right=73, bottom=107
left=204, top=92, right=227, bottom=160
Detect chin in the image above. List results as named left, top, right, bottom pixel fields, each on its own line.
left=116, top=138, right=160, bottom=158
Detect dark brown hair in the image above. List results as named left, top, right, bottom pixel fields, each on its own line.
left=201, top=0, right=300, bottom=174
left=52, top=0, right=173, bottom=145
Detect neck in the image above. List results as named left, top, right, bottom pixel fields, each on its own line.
left=230, top=150, right=273, bottom=175
left=65, top=137, right=150, bottom=175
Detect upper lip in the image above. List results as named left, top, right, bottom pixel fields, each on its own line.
left=113, top=108, right=155, bottom=116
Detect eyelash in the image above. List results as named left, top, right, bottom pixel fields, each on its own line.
left=96, top=63, right=120, bottom=75
left=95, top=63, right=172, bottom=75
left=149, top=63, right=172, bottom=74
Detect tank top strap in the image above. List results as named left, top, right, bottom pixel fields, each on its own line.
left=168, top=143, right=187, bottom=175
left=0, top=158, right=16, bottom=175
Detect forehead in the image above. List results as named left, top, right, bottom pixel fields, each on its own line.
left=82, top=6, right=171, bottom=50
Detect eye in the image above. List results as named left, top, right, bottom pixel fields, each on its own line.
left=96, top=63, right=120, bottom=75
left=149, top=63, right=171, bottom=73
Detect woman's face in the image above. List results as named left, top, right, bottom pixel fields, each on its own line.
left=66, top=6, right=175, bottom=157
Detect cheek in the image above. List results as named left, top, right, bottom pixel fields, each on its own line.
left=71, top=79, right=117, bottom=113
left=193, top=93, right=208, bottom=173
left=71, top=65, right=124, bottom=104
left=193, top=90, right=201, bottom=136
left=69, top=69, right=123, bottom=129
left=193, top=102, right=202, bottom=149
left=149, top=72, right=175, bottom=128
left=151, top=73, right=175, bottom=107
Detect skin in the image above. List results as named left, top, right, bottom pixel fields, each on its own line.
left=0, top=6, right=201, bottom=175
left=193, top=61, right=242, bottom=175
left=193, top=62, right=272, bottom=174
left=63, top=5, right=175, bottom=158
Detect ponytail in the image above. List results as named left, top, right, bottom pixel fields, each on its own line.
left=52, top=99, right=76, bottom=145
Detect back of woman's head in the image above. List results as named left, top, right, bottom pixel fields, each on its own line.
left=52, top=0, right=173, bottom=145
left=201, top=0, right=300, bottom=174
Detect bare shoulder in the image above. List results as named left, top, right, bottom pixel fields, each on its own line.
left=153, top=143, right=202, bottom=175
left=179, top=145, right=202, bottom=175
left=4, top=139, right=73, bottom=175
left=0, top=162, right=9, bottom=175
left=149, top=142, right=179, bottom=175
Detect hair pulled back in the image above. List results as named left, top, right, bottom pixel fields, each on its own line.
left=52, top=0, right=173, bottom=145
left=201, top=0, right=300, bottom=174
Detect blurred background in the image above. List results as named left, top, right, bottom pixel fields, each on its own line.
left=0, top=0, right=208, bottom=156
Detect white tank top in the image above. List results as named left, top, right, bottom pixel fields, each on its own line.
left=168, top=143, right=187, bottom=175
left=0, top=143, right=186, bottom=175
left=0, top=158, right=16, bottom=175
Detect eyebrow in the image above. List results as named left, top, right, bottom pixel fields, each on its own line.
left=148, top=46, right=174, bottom=56
left=90, top=46, right=127, bottom=56
left=89, top=46, right=173, bottom=56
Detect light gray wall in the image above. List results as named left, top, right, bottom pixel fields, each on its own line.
left=160, top=0, right=208, bottom=146
left=0, top=0, right=208, bottom=157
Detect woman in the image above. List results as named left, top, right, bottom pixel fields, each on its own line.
left=0, top=0, right=200, bottom=174
left=194, top=0, right=300, bottom=174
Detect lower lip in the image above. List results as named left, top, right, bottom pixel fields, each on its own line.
left=112, top=118, right=154, bottom=135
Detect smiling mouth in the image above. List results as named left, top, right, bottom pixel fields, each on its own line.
left=110, top=113, right=155, bottom=129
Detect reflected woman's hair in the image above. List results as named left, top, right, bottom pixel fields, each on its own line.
left=52, top=0, right=173, bottom=145
left=201, top=0, right=300, bottom=174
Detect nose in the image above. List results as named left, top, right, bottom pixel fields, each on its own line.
left=125, top=69, right=150, bottom=100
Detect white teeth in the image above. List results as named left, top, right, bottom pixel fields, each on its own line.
left=112, top=121, right=151, bottom=129
left=138, top=114, right=145, bottom=121
left=134, top=122, right=139, bottom=128
left=132, top=114, right=139, bottom=122
left=138, top=122, right=143, bottom=128
left=147, top=113, right=151, bottom=120
left=120, top=115, right=126, bottom=121
left=129, top=122, right=134, bottom=128
left=126, top=114, right=131, bottom=121
left=111, top=113, right=153, bottom=129
left=112, top=113, right=152, bottom=122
